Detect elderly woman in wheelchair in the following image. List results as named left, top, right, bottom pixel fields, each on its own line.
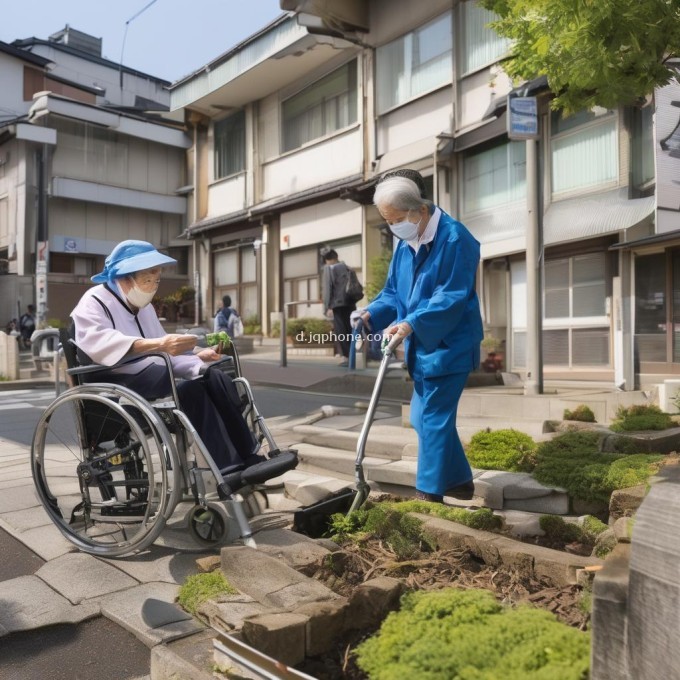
left=31, top=240, right=297, bottom=557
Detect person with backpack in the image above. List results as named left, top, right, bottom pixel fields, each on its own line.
left=214, top=295, right=243, bottom=338
left=321, top=248, right=363, bottom=366
left=19, top=305, right=36, bottom=350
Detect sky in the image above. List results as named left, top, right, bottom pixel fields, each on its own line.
left=1, top=0, right=286, bottom=83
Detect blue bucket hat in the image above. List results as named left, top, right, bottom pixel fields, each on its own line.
left=91, top=240, right=177, bottom=284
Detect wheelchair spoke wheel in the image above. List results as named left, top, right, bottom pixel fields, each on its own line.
left=31, top=385, right=181, bottom=557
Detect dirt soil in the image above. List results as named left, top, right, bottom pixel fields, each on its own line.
left=296, top=538, right=590, bottom=680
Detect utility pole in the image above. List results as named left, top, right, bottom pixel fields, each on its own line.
left=507, top=93, right=543, bottom=395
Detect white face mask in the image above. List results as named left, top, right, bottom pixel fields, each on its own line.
left=125, top=284, right=156, bottom=309
left=389, top=212, right=421, bottom=241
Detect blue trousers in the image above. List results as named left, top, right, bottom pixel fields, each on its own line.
left=410, top=371, right=472, bottom=496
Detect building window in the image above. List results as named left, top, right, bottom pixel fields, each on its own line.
left=282, top=60, right=357, bottom=153
left=460, top=1, right=509, bottom=74
left=551, top=109, right=618, bottom=196
left=214, top=110, right=246, bottom=180
left=462, top=140, right=526, bottom=214
left=376, top=12, right=452, bottom=114
left=631, top=104, right=655, bottom=189
left=213, top=245, right=259, bottom=320
left=545, top=254, right=607, bottom=319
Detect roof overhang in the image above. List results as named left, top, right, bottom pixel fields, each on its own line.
left=610, top=228, right=680, bottom=251
left=169, top=15, right=357, bottom=114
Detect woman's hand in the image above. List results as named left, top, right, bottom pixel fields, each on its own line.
left=196, top=347, right=221, bottom=362
left=385, top=321, right=412, bottom=342
left=158, top=333, right=198, bottom=356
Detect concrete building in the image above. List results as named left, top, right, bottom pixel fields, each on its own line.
left=133, top=1, right=664, bottom=392
left=0, top=27, right=191, bottom=326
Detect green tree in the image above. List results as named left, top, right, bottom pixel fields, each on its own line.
left=479, top=0, right=680, bottom=114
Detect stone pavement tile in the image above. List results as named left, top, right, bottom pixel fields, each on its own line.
left=98, top=581, right=203, bottom=648
left=0, top=468, right=33, bottom=489
left=102, top=547, right=206, bottom=585
left=283, top=474, right=352, bottom=506
left=502, top=474, right=567, bottom=500
left=0, top=504, right=52, bottom=532
left=0, top=520, right=76, bottom=561
left=505, top=494, right=570, bottom=515
left=0, top=483, right=43, bottom=514
left=0, top=575, right=100, bottom=635
left=366, top=458, right=417, bottom=487
left=37, top=553, right=139, bottom=604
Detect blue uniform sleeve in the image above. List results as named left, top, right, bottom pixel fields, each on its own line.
left=404, top=235, right=479, bottom=353
left=365, top=251, right=399, bottom=331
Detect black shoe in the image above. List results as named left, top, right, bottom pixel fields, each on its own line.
left=414, top=490, right=444, bottom=503
left=444, top=481, right=475, bottom=501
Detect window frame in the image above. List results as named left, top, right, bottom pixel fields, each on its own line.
left=280, top=59, right=358, bottom=154
left=375, top=11, right=453, bottom=115
left=458, top=0, right=511, bottom=77
left=213, top=109, right=246, bottom=182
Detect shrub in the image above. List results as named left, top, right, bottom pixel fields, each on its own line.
left=355, top=588, right=590, bottom=680
left=177, top=571, right=237, bottom=616
left=364, top=249, right=393, bottom=302
left=563, top=404, right=596, bottom=423
left=532, top=432, right=664, bottom=503
left=581, top=515, right=609, bottom=541
left=286, top=317, right=333, bottom=342
left=466, top=429, right=538, bottom=472
left=242, top=314, right=261, bottom=335
left=610, top=404, right=674, bottom=432
left=539, top=515, right=584, bottom=544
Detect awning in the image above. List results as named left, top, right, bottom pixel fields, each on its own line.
left=610, top=228, right=680, bottom=250
left=465, top=188, right=655, bottom=249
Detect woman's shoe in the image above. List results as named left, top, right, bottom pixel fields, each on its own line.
left=414, top=489, right=444, bottom=503
left=444, top=481, right=475, bottom=501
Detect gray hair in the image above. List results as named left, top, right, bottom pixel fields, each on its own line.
left=373, top=176, right=433, bottom=213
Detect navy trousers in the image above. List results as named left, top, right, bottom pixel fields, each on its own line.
left=85, top=363, right=259, bottom=473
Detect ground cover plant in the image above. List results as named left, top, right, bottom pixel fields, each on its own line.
left=177, top=571, right=236, bottom=616
left=355, top=588, right=590, bottom=680
left=563, top=405, right=596, bottom=423
left=466, top=429, right=538, bottom=472
left=609, top=404, right=674, bottom=432
left=532, top=432, right=664, bottom=504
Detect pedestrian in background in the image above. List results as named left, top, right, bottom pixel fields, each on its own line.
left=321, top=248, right=355, bottom=367
left=361, top=174, right=483, bottom=502
left=19, top=305, right=35, bottom=350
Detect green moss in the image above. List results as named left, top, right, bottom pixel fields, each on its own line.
left=610, top=404, right=674, bottom=432
left=388, top=500, right=503, bottom=532
left=532, top=432, right=663, bottom=504
left=563, top=405, right=596, bottom=423
left=178, top=571, right=237, bottom=616
left=539, top=515, right=584, bottom=544
left=355, top=588, right=590, bottom=680
left=466, top=429, right=538, bottom=472
left=594, top=533, right=618, bottom=559
left=581, top=515, right=608, bottom=541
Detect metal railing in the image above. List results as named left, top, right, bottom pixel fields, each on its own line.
left=30, top=328, right=64, bottom=397
left=279, top=299, right=323, bottom=367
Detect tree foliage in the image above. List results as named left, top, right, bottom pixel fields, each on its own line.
left=479, top=0, right=680, bottom=113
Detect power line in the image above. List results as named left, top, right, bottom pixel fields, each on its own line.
left=119, top=0, right=160, bottom=88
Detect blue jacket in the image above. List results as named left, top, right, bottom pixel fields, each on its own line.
left=366, top=209, right=483, bottom=378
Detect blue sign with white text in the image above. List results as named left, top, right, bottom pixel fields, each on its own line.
left=507, top=96, right=539, bottom=139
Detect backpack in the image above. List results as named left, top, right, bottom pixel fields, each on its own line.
left=344, top=267, right=364, bottom=304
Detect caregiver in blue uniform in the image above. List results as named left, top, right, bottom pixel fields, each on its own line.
left=363, top=175, right=484, bottom=502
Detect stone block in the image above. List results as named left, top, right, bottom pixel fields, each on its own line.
left=591, top=543, right=631, bottom=680
left=502, top=475, right=566, bottom=500
left=198, top=594, right=270, bottom=633
left=241, top=612, right=308, bottom=667
left=249, top=528, right=332, bottom=572
left=196, top=556, right=221, bottom=573
left=504, top=492, right=569, bottom=515
left=345, top=577, right=405, bottom=631
left=150, top=631, right=217, bottom=680
left=612, top=517, right=633, bottom=544
left=294, top=597, right=349, bottom=657
left=609, top=485, right=646, bottom=522
left=220, top=546, right=338, bottom=610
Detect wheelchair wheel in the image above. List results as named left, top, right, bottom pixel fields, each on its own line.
left=31, top=384, right=182, bottom=557
left=188, top=505, right=227, bottom=546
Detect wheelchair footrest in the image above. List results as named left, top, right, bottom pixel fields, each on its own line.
left=219, top=450, right=298, bottom=496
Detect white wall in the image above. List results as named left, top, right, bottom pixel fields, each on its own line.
left=458, top=65, right=512, bottom=130
left=207, top=173, right=247, bottom=217
left=261, top=128, right=362, bottom=201
left=280, top=198, right=362, bottom=250
left=0, top=53, right=32, bottom=121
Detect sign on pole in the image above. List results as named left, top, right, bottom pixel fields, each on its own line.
left=507, top=95, right=540, bottom=140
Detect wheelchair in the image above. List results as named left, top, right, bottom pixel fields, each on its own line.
left=30, top=328, right=298, bottom=558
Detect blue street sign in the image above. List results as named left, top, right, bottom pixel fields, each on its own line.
left=507, top=95, right=539, bottom=139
